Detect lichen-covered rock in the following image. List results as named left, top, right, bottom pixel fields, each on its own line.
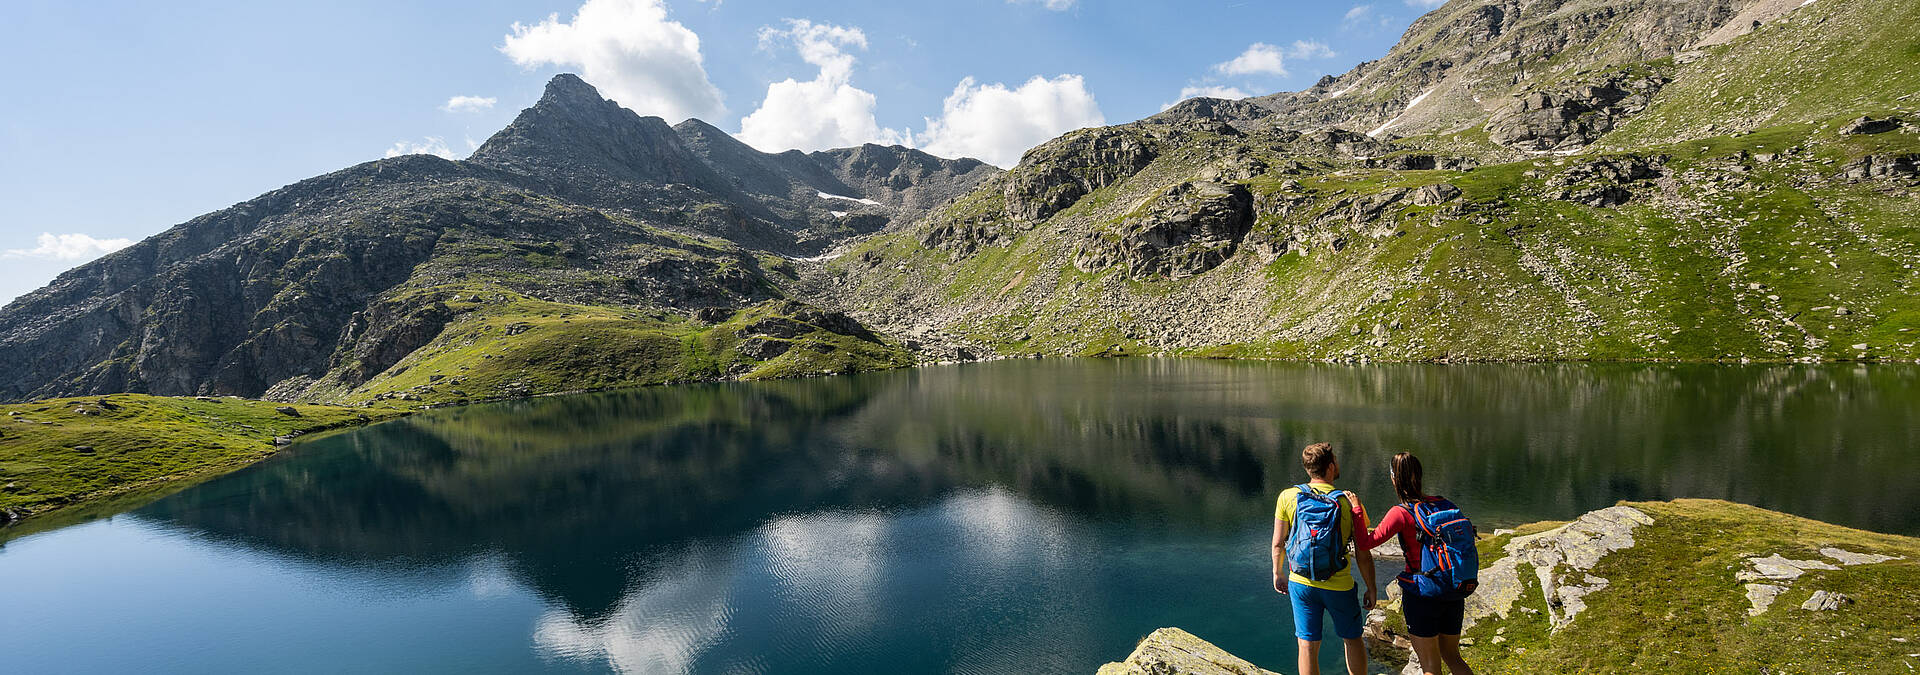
left=1096, top=628, right=1279, bottom=675
left=1074, top=182, right=1255, bottom=279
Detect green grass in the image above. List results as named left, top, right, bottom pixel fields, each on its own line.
left=316, top=290, right=914, bottom=407
left=1446, top=500, right=1920, bottom=674
left=0, top=394, right=407, bottom=527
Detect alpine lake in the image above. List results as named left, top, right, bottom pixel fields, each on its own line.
left=4, top=359, right=1917, bottom=674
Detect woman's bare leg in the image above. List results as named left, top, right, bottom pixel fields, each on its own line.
left=1437, top=634, right=1474, bottom=675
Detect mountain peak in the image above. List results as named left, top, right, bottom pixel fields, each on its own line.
left=536, top=73, right=609, bottom=111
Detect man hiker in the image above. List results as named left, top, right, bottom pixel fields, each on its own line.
left=1272, top=442, right=1377, bottom=675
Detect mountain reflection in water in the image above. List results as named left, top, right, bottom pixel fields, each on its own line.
left=56, top=360, right=1920, bottom=672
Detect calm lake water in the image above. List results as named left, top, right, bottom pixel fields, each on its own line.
left=3, top=359, right=1917, bottom=674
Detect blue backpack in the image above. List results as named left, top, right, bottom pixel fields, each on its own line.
left=1395, top=497, right=1480, bottom=600
left=1285, top=484, right=1350, bottom=581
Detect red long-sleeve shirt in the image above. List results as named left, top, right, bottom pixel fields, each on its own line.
left=1355, top=498, right=1442, bottom=574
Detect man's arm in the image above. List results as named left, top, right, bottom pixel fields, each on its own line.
left=1272, top=515, right=1290, bottom=595
left=1351, top=500, right=1378, bottom=609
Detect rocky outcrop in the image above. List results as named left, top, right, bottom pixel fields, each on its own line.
left=1840, top=153, right=1919, bottom=180
left=1074, top=182, right=1255, bottom=279
left=1487, top=70, right=1670, bottom=152
left=1468, top=505, right=1653, bottom=630
left=1739, top=546, right=1904, bottom=615
left=1550, top=155, right=1665, bottom=207
left=1838, top=116, right=1904, bottom=135
left=1290, top=128, right=1388, bottom=159
left=1004, top=127, right=1158, bottom=222
left=1411, top=183, right=1463, bottom=206
left=1096, top=628, right=1278, bottom=675
left=1366, top=154, right=1479, bottom=171
left=1147, top=97, right=1277, bottom=128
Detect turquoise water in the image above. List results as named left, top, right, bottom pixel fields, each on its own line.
left=3, top=360, right=1917, bottom=673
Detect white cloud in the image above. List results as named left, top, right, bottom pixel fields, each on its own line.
left=1166, top=85, right=1253, bottom=109
left=1286, top=40, right=1337, bottom=60
left=1008, top=0, right=1078, bottom=9
left=1343, top=4, right=1395, bottom=31
left=384, top=137, right=460, bottom=159
left=501, top=0, right=725, bottom=123
left=3, top=232, right=135, bottom=261
left=1214, top=43, right=1288, bottom=77
left=736, top=19, right=910, bottom=152
left=440, top=95, right=497, bottom=113
left=916, top=74, right=1104, bottom=168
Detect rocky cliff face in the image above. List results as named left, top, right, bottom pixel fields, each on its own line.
left=0, top=75, right=992, bottom=403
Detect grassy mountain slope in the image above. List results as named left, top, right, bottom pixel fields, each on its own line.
left=806, top=0, right=1920, bottom=363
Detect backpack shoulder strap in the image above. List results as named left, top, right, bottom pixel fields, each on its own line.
left=1296, top=484, right=1334, bottom=503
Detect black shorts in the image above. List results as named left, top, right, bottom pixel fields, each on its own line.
left=1401, top=587, right=1465, bottom=638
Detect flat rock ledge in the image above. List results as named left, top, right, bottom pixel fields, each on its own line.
left=1097, top=628, right=1278, bottom=675
left=1468, top=505, right=1653, bottom=631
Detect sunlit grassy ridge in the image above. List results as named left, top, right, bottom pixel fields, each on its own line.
left=298, top=289, right=913, bottom=408
left=0, top=394, right=406, bottom=527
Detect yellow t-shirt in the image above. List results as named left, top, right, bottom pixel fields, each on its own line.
left=1276, top=482, right=1357, bottom=591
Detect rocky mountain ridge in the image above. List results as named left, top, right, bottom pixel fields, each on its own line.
left=0, top=74, right=990, bottom=403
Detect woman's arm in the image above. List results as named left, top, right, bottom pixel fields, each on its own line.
left=1354, top=502, right=1408, bottom=551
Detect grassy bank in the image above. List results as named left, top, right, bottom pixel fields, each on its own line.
left=0, top=394, right=408, bottom=531
left=1378, top=499, right=1920, bottom=674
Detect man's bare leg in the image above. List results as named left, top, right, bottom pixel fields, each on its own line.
left=1341, top=636, right=1368, bottom=675
left=1297, top=638, right=1321, bottom=675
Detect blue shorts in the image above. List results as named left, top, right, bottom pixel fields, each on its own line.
left=1288, top=581, right=1364, bottom=642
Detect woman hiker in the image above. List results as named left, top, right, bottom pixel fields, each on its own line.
left=1355, top=452, right=1476, bottom=675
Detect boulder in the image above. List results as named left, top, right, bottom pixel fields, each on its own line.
left=1839, top=116, right=1903, bottom=135
left=1411, top=183, right=1462, bottom=206
left=1800, top=590, right=1853, bottom=611
left=1096, top=628, right=1279, bottom=675
left=275, top=406, right=300, bottom=416
left=1839, top=154, right=1920, bottom=180
left=1073, top=182, right=1255, bottom=279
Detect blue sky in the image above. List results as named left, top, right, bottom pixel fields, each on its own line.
left=0, top=0, right=1428, bottom=305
